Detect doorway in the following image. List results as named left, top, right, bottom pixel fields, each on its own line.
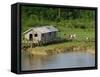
left=29, top=34, right=33, bottom=41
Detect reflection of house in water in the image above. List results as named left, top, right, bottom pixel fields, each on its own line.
left=23, top=26, right=58, bottom=44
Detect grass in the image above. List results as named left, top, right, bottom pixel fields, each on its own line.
left=21, top=18, right=95, bottom=41
left=58, top=28, right=95, bottom=41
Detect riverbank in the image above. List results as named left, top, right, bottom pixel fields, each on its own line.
left=23, top=41, right=95, bottom=56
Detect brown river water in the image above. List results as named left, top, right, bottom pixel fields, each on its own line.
left=21, top=51, right=95, bottom=71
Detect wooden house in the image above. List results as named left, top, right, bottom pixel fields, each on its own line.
left=23, top=26, right=58, bottom=44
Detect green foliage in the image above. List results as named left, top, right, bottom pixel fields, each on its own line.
left=21, top=6, right=95, bottom=41
left=21, top=6, right=95, bottom=31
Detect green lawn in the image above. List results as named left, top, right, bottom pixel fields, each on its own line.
left=58, top=28, right=95, bottom=41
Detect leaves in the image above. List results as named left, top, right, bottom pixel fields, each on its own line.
left=21, top=6, right=95, bottom=32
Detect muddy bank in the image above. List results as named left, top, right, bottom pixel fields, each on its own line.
left=23, top=44, right=95, bottom=56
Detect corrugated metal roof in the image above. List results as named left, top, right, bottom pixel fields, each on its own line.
left=23, top=26, right=58, bottom=34
left=33, top=26, right=58, bottom=33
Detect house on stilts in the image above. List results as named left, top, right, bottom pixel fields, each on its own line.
left=23, top=26, right=58, bottom=45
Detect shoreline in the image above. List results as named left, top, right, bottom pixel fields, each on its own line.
left=23, top=43, right=95, bottom=56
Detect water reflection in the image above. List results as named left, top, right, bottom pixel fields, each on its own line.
left=21, top=52, right=95, bottom=71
